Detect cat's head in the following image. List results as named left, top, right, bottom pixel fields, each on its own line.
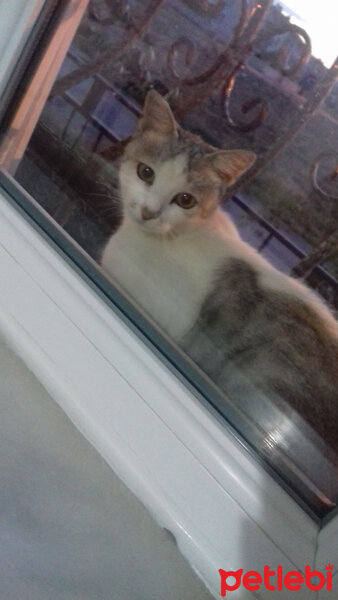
left=119, top=90, right=256, bottom=235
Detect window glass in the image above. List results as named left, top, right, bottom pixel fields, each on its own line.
left=1, top=0, right=338, bottom=520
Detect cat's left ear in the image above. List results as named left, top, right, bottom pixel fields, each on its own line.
left=207, top=149, right=256, bottom=186
left=138, top=90, right=177, bottom=137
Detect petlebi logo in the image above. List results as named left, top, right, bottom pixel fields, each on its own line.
left=219, top=564, right=334, bottom=596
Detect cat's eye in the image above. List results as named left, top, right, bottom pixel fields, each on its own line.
left=137, top=162, right=155, bottom=185
left=172, top=193, right=197, bottom=210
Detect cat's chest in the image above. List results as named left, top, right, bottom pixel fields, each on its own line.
left=101, top=224, right=225, bottom=340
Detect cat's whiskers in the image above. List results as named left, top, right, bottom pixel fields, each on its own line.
left=75, top=189, right=121, bottom=204
left=99, top=206, right=123, bottom=219
left=157, top=227, right=178, bottom=242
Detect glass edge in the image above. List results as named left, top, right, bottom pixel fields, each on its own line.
left=0, top=0, right=64, bottom=128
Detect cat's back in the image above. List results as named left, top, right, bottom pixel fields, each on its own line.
left=184, top=255, right=338, bottom=451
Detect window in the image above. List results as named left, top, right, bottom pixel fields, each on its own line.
left=1, top=0, right=337, bottom=522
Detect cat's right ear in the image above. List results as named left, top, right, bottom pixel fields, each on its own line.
left=207, top=149, right=256, bottom=186
left=138, top=90, right=177, bottom=137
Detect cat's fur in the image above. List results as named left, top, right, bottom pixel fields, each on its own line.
left=101, top=90, right=338, bottom=453
left=102, top=91, right=254, bottom=338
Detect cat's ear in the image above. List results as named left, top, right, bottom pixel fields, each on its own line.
left=138, top=90, right=177, bottom=136
left=207, top=149, right=256, bottom=185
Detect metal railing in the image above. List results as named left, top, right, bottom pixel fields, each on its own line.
left=230, top=194, right=338, bottom=301
left=36, top=0, right=338, bottom=303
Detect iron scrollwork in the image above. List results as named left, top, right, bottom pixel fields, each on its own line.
left=221, top=65, right=268, bottom=131
left=257, top=24, right=311, bottom=77
left=167, top=1, right=273, bottom=130
left=167, top=0, right=249, bottom=86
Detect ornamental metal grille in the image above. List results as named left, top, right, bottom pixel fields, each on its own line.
left=17, top=0, right=337, bottom=308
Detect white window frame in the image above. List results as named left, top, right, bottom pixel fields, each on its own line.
left=0, top=0, right=45, bottom=97
left=0, top=3, right=337, bottom=597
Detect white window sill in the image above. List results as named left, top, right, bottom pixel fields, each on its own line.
left=2, top=179, right=336, bottom=598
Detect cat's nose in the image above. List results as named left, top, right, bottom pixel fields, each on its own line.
left=141, top=207, right=158, bottom=221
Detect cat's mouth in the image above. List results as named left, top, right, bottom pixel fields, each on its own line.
left=138, top=219, right=171, bottom=235
left=126, top=206, right=171, bottom=235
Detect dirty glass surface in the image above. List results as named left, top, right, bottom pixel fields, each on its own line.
left=2, top=0, right=338, bottom=519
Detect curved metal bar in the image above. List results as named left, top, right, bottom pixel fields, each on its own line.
left=221, top=65, right=268, bottom=131
left=238, top=0, right=272, bottom=45
left=259, top=24, right=311, bottom=78
left=167, top=37, right=196, bottom=80
left=167, top=0, right=248, bottom=86
left=167, top=37, right=226, bottom=85
left=278, top=25, right=311, bottom=77
left=311, top=152, right=338, bottom=201
left=218, top=0, right=272, bottom=130
left=223, top=56, right=338, bottom=200
left=50, top=0, right=165, bottom=98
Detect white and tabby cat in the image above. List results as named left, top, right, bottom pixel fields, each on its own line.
left=102, top=91, right=253, bottom=339
left=102, top=90, right=338, bottom=451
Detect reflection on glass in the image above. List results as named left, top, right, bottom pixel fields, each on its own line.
left=3, top=0, right=338, bottom=519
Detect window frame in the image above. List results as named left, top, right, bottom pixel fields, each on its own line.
left=0, top=0, right=46, bottom=99
left=0, top=2, right=338, bottom=597
left=0, top=176, right=321, bottom=598
left=0, top=0, right=89, bottom=174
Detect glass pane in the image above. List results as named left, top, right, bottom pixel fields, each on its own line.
left=2, top=0, right=338, bottom=520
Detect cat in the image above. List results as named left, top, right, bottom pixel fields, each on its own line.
left=101, top=90, right=338, bottom=455
left=101, top=90, right=253, bottom=339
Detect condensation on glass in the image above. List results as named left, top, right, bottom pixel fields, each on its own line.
left=1, top=0, right=337, bottom=520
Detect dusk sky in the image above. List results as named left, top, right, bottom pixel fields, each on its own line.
left=274, top=1, right=337, bottom=66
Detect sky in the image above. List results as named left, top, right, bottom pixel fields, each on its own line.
left=274, top=0, right=337, bottom=67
